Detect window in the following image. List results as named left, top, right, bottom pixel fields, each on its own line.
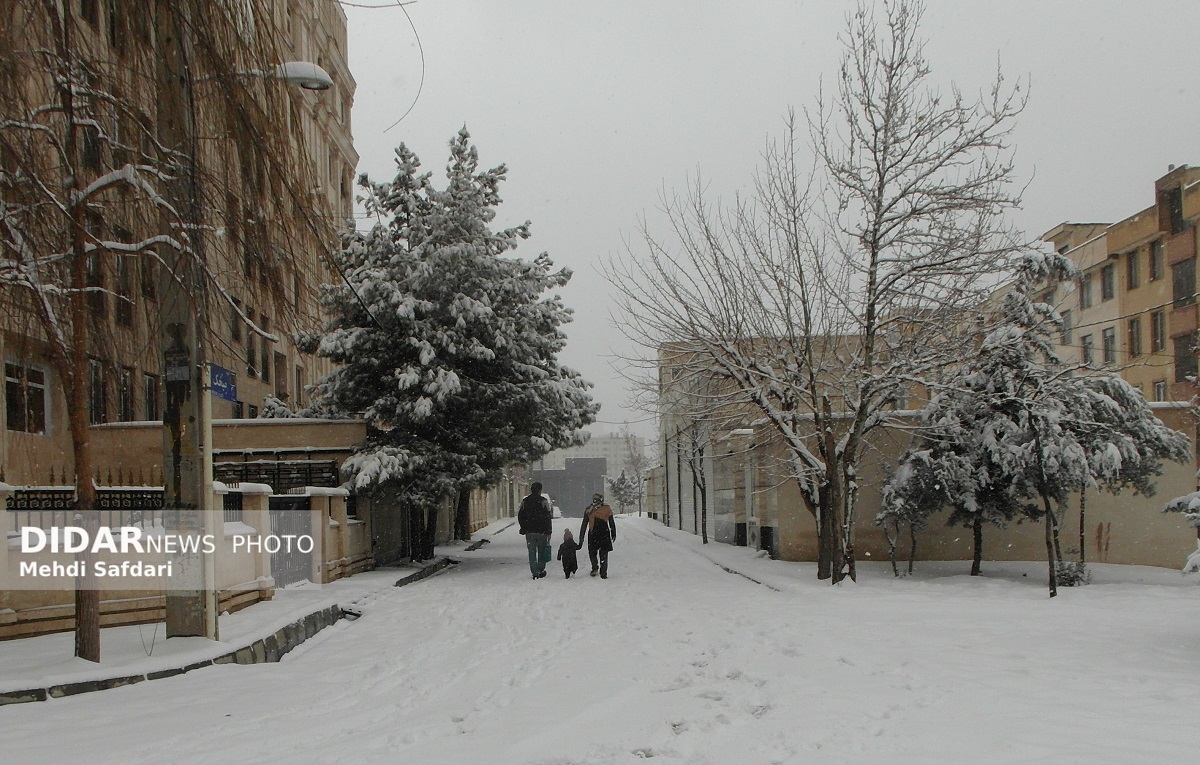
left=1079, top=273, right=1093, bottom=309
left=81, top=125, right=101, bottom=171
left=80, top=0, right=99, bottom=26
left=295, top=366, right=304, bottom=406
left=1150, top=240, right=1165, bottom=281
left=260, top=315, right=271, bottom=384
left=233, top=400, right=245, bottom=419
left=231, top=298, right=241, bottom=342
left=1174, top=332, right=1198, bottom=383
left=245, top=308, right=256, bottom=378
left=1154, top=380, right=1169, bottom=402
left=140, top=256, right=157, bottom=300
left=6, top=363, right=47, bottom=434
left=87, top=253, right=105, bottom=316
left=1060, top=309, right=1073, bottom=345
left=274, top=352, right=288, bottom=399
left=247, top=404, right=258, bottom=419
left=1102, top=327, right=1116, bottom=365
left=1173, top=258, right=1196, bottom=307
left=1081, top=334, right=1094, bottom=365
left=1127, top=250, right=1140, bottom=290
left=117, top=366, right=134, bottom=421
left=1127, top=317, right=1142, bottom=358
left=88, top=358, right=107, bottom=425
left=143, top=372, right=160, bottom=420
left=1151, top=311, right=1166, bottom=353
left=106, top=0, right=125, bottom=55
left=1165, top=186, right=1186, bottom=235
left=1100, top=263, right=1116, bottom=301
left=116, top=255, right=133, bottom=327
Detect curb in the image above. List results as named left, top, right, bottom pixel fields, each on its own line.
left=394, top=556, right=455, bottom=587
left=0, top=604, right=344, bottom=707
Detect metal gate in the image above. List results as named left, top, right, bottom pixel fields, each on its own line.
left=268, top=495, right=312, bottom=588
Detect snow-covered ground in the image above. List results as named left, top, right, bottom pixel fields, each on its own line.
left=4, top=516, right=1199, bottom=764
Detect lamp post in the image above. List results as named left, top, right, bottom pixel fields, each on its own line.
left=155, top=4, right=330, bottom=640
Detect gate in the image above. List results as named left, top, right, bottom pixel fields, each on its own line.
left=268, top=495, right=313, bottom=588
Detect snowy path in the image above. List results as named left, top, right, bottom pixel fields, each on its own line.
left=4, top=516, right=1200, bottom=764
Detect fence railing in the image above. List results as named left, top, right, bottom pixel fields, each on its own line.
left=5, top=488, right=165, bottom=532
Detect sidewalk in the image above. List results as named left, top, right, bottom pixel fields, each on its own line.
left=0, top=558, right=451, bottom=705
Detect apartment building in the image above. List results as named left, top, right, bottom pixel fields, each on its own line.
left=0, top=1, right=358, bottom=486
left=1043, top=165, right=1200, bottom=404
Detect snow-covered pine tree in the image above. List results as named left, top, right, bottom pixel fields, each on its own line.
left=606, top=470, right=640, bottom=515
left=887, top=251, right=1189, bottom=594
left=302, top=129, right=597, bottom=558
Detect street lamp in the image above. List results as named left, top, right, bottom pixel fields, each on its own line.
left=274, top=61, right=334, bottom=90
left=158, top=42, right=331, bottom=641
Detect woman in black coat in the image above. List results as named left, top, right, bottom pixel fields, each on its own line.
left=577, top=493, right=616, bottom=578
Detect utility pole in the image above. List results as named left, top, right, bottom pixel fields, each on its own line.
left=156, top=2, right=217, bottom=640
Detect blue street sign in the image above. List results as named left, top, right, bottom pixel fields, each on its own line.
left=209, top=363, right=238, bottom=402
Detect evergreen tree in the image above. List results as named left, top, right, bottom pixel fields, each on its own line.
left=606, top=470, right=640, bottom=514
left=885, top=251, right=1189, bottom=593
left=303, top=129, right=597, bottom=557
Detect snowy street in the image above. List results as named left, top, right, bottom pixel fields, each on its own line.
left=4, top=516, right=1200, bottom=764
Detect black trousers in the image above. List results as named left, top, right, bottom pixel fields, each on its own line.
left=588, top=545, right=609, bottom=576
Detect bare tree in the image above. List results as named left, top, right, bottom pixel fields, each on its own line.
left=1, top=1, right=339, bottom=659
left=618, top=426, right=653, bottom=515
left=608, top=0, right=1026, bottom=582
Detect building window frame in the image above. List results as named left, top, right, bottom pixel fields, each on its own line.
left=1151, top=311, right=1166, bottom=353
left=1100, top=263, right=1116, bottom=302
left=1173, top=257, right=1196, bottom=307
left=1081, top=334, right=1094, bottom=366
left=1126, top=250, right=1140, bottom=290
left=1079, top=273, right=1094, bottom=310
left=5, top=361, right=48, bottom=434
left=1150, top=239, right=1165, bottom=281
left=1174, top=331, right=1198, bottom=383
left=1102, top=327, right=1117, bottom=365
left=1127, top=317, right=1142, bottom=358
left=143, top=372, right=160, bottom=421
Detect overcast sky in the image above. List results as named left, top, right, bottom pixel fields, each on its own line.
left=343, top=0, right=1200, bottom=440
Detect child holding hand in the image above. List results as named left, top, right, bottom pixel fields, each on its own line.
left=557, top=528, right=582, bottom=579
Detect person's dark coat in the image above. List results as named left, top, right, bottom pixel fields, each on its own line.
left=557, top=539, right=581, bottom=571
left=518, top=493, right=553, bottom=537
left=578, top=503, right=616, bottom=552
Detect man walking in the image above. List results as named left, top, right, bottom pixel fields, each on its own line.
left=518, top=482, right=554, bottom=579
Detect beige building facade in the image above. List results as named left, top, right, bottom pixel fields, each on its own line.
left=653, top=165, right=1200, bottom=572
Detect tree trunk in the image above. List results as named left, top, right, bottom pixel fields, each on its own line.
left=884, top=518, right=900, bottom=577
left=675, top=428, right=683, bottom=530
left=1078, top=488, right=1086, bottom=564
left=699, top=471, right=708, bottom=544
left=1043, top=496, right=1058, bottom=598
left=816, top=482, right=833, bottom=580
left=690, top=457, right=698, bottom=534
left=453, top=489, right=471, bottom=542
left=907, top=522, right=917, bottom=576
left=971, top=514, right=983, bottom=576
left=1032, top=424, right=1058, bottom=597
left=663, top=430, right=670, bottom=526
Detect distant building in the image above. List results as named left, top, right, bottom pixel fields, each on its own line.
left=535, top=457, right=606, bottom=518
left=536, top=433, right=645, bottom=474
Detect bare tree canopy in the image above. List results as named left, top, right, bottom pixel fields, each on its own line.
left=608, top=0, right=1028, bottom=582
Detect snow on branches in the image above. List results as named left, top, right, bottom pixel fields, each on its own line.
left=303, top=129, right=597, bottom=501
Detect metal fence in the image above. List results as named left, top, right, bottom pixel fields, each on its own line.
left=6, top=488, right=165, bottom=532
left=214, top=460, right=339, bottom=494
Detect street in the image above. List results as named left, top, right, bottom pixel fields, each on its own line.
left=3, top=516, right=1199, bottom=764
